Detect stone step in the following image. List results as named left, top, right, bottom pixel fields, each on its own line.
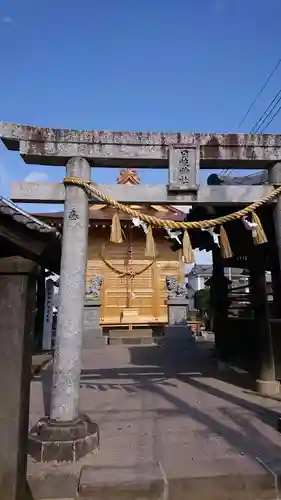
left=78, top=464, right=163, bottom=500
left=28, top=457, right=280, bottom=499
left=108, top=328, right=154, bottom=338
left=108, top=336, right=161, bottom=345
left=76, top=460, right=278, bottom=500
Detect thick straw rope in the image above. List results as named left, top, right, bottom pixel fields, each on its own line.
left=64, top=177, right=281, bottom=229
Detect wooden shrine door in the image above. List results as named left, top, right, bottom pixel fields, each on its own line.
left=87, top=227, right=181, bottom=326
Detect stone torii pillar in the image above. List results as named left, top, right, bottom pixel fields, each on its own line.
left=28, top=157, right=99, bottom=462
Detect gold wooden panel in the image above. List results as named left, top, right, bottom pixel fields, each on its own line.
left=86, top=227, right=181, bottom=326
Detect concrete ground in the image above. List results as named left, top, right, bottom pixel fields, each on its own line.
left=28, top=339, right=281, bottom=499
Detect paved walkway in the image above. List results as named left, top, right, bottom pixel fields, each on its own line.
left=28, top=340, right=281, bottom=499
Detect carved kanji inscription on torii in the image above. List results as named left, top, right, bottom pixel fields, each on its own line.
left=168, top=145, right=199, bottom=192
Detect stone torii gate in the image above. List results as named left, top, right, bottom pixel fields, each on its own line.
left=1, top=122, right=281, bottom=462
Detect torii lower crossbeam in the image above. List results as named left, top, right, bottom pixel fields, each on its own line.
left=11, top=182, right=275, bottom=206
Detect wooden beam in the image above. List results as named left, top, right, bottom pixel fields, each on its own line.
left=11, top=181, right=276, bottom=206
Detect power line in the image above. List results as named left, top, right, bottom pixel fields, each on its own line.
left=252, top=88, right=281, bottom=132
left=221, top=168, right=232, bottom=177
left=220, top=57, right=281, bottom=177
left=261, top=102, right=281, bottom=132
left=236, top=57, right=281, bottom=130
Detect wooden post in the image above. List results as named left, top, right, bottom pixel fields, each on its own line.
left=269, top=248, right=281, bottom=318
left=250, top=258, right=279, bottom=395
left=268, top=163, right=281, bottom=317
left=209, top=246, right=230, bottom=361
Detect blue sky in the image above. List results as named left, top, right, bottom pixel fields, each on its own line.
left=1, top=0, right=281, bottom=263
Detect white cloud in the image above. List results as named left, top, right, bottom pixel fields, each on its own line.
left=2, top=16, right=13, bottom=23
left=24, top=171, right=50, bottom=182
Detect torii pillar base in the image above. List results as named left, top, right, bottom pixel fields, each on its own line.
left=256, top=379, right=280, bottom=396
left=28, top=414, right=99, bottom=463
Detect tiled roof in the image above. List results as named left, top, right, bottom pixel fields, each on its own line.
left=0, top=196, right=60, bottom=237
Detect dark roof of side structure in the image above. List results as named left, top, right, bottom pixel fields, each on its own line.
left=0, top=197, right=61, bottom=272
left=0, top=197, right=61, bottom=236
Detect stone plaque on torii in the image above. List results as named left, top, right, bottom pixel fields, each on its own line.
left=1, top=121, right=281, bottom=463
left=168, top=144, right=199, bottom=192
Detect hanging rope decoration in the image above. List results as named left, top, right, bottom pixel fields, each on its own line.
left=100, top=246, right=156, bottom=277
left=64, top=177, right=280, bottom=259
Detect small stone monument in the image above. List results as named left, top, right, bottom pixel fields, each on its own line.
left=164, top=275, right=193, bottom=342
left=83, top=275, right=105, bottom=349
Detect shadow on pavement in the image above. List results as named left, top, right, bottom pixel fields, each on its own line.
left=35, top=341, right=281, bottom=468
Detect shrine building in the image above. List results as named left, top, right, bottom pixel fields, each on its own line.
left=36, top=168, right=186, bottom=329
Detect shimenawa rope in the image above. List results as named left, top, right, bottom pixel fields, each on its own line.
left=64, top=176, right=281, bottom=230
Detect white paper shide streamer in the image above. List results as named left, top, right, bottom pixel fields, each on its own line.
left=164, top=228, right=182, bottom=246
left=132, top=217, right=148, bottom=234
left=242, top=216, right=258, bottom=237
left=205, top=227, right=219, bottom=245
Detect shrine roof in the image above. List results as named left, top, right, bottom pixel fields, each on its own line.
left=35, top=202, right=186, bottom=222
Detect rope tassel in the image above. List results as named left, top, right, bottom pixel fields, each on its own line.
left=178, top=249, right=186, bottom=283
left=251, top=212, right=268, bottom=245
left=182, top=230, right=195, bottom=263
left=145, top=225, right=157, bottom=258
left=110, top=211, right=123, bottom=243
left=219, top=225, right=233, bottom=259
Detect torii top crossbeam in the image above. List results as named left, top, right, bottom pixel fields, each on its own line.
left=1, top=121, right=281, bottom=206
left=1, top=121, right=281, bottom=168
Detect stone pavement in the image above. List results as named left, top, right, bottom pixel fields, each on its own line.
left=28, top=340, right=281, bottom=499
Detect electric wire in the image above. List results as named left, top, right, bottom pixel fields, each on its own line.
left=261, top=102, right=281, bottom=132
left=252, top=88, right=281, bottom=132
left=220, top=57, right=281, bottom=177
left=236, top=57, right=281, bottom=130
